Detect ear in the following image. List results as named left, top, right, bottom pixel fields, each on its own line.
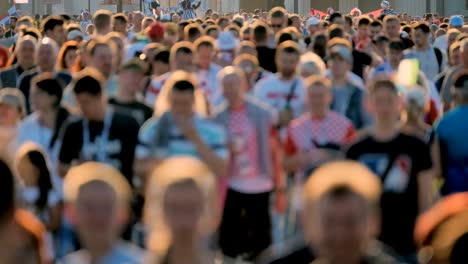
left=64, top=204, right=78, bottom=225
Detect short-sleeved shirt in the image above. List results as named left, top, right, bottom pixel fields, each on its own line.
left=108, top=98, right=153, bottom=126
left=435, top=106, right=468, bottom=194
left=58, top=111, right=139, bottom=184
left=404, top=47, right=443, bottom=81
left=253, top=75, right=305, bottom=120
left=136, top=114, right=228, bottom=161
left=284, top=111, right=355, bottom=176
left=346, top=133, right=432, bottom=255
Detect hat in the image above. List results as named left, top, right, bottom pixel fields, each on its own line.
left=216, top=31, right=240, bottom=51
left=450, top=15, right=464, bottom=27
left=373, top=34, right=390, bottom=43
left=120, top=58, right=146, bottom=73
left=67, top=30, right=82, bottom=41
left=303, top=161, right=382, bottom=204
left=329, top=45, right=353, bottom=63
left=306, top=17, right=319, bottom=27
left=146, top=22, right=165, bottom=41
left=0, top=88, right=26, bottom=116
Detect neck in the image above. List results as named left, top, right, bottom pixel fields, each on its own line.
left=373, top=119, right=400, bottom=140
left=279, top=72, right=295, bottom=80
left=117, top=88, right=136, bottom=102
left=89, top=105, right=107, bottom=121
left=170, top=237, right=202, bottom=263
left=37, top=107, right=58, bottom=128
left=228, top=99, right=245, bottom=110
left=310, top=110, right=328, bottom=119
left=333, top=75, right=347, bottom=86
left=87, top=240, right=114, bottom=263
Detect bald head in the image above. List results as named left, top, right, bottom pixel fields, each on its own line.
left=219, top=66, right=247, bottom=106
left=16, top=36, right=37, bottom=69
left=37, top=37, right=59, bottom=72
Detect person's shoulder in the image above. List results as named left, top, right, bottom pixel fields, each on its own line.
left=329, top=111, right=354, bottom=126
left=289, top=113, right=310, bottom=129
left=114, top=241, right=145, bottom=263
left=113, top=111, right=139, bottom=128
left=19, top=113, right=40, bottom=127
left=0, top=65, right=17, bottom=74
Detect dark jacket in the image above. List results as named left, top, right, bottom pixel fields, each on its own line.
left=0, top=64, right=21, bottom=88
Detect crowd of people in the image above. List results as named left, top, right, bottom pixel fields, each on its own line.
left=1, top=2, right=468, bottom=263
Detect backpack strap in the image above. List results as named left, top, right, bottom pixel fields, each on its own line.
left=434, top=47, right=443, bottom=73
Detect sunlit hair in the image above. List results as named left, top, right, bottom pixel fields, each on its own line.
left=63, top=162, right=132, bottom=206
left=57, top=40, right=79, bottom=70
left=144, top=156, right=218, bottom=259
left=154, top=70, right=209, bottom=117
left=15, top=35, right=38, bottom=55
left=300, top=52, right=326, bottom=76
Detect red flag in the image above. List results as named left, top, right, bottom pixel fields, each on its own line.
left=309, top=8, right=328, bottom=18
left=364, top=8, right=384, bottom=18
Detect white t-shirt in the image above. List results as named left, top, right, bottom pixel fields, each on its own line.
left=253, top=75, right=306, bottom=119
left=16, top=113, right=63, bottom=197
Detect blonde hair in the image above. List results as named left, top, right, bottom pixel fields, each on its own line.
left=153, top=70, right=209, bottom=117
left=63, top=162, right=132, bottom=206
left=144, top=156, right=218, bottom=259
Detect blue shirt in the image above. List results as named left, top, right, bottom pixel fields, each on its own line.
left=60, top=241, right=144, bottom=264
left=435, top=106, right=468, bottom=194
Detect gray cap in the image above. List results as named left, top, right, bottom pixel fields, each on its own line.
left=329, top=45, right=353, bottom=63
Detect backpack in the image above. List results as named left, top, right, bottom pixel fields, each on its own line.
left=434, top=47, right=443, bottom=73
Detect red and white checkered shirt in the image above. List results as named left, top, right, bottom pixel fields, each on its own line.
left=284, top=111, right=356, bottom=156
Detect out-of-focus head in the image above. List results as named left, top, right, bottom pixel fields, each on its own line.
left=145, top=156, right=217, bottom=257
left=86, top=37, right=116, bottom=78
left=36, top=37, right=59, bottom=72
left=16, top=35, right=37, bottom=69
left=93, top=10, right=112, bottom=35
left=64, top=162, right=132, bottom=249
left=268, top=7, right=287, bottom=33
left=72, top=68, right=107, bottom=120
left=275, top=40, right=301, bottom=78
left=218, top=66, right=247, bottom=105
left=303, top=161, right=381, bottom=264
left=0, top=88, right=26, bottom=126
left=300, top=52, right=326, bottom=78
left=169, top=41, right=195, bottom=72
left=41, top=16, right=66, bottom=45
left=368, top=78, right=402, bottom=122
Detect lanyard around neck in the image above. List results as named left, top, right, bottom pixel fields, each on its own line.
left=82, top=110, right=114, bottom=162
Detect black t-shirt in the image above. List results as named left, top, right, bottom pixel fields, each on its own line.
left=352, top=50, right=372, bottom=79
left=108, top=97, right=153, bottom=126
left=346, top=133, right=432, bottom=255
left=58, top=111, right=139, bottom=184
left=256, top=46, right=277, bottom=73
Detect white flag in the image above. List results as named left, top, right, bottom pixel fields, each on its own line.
left=14, top=0, right=29, bottom=3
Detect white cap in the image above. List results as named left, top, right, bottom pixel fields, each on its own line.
left=216, top=31, right=240, bottom=51
left=307, top=17, right=320, bottom=27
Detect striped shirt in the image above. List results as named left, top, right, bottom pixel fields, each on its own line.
left=136, top=114, right=228, bottom=161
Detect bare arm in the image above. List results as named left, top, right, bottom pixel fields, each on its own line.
left=418, top=169, right=435, bottom=214
left=46, top=203, right=62, bottom=232
left=191, top=135, right=227, bottom=177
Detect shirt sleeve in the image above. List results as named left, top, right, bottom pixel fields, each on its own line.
left=135, top=118, right=158, bottom=159
left=284, top=127, right=298, bottom=156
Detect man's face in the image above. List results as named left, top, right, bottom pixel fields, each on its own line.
left=357, top=25, right=370, bottom=38
left=222, top=74, right=244, bottom=105
left=113, top=20, right=127, bottom=34
left=10, top=18, right=17, bottom=29
left=308, top=25, right=319, bottom=36
left=119, top=70, right=143, bottom=93
left=384, top=20, right=400, bottom=38
left=17, top=40, right=36, bottom=69
left=388, top=48, right=403, bottom=66
left=133, top=13, right=144, bottom=28
left=307, top=84, right=332, bottom=115
left=90, top=45, right=113, bottom=78
left=169, top=90, right=195, bottom=117
left=270, top=17, right=286, bottom=33
left=276, top=51, right=299, bottom=77
left=371, top=87, right=400, bottom=121
left=49, top=25, right=66, bottom=45
left=412, top=28, right=429, bottom=47
left=30, top=85, right=56, bottom=112
left=309, top=195, right=371, bottom=264
left=332, top=17, right=345, bottom=26
left=0, top=103, right=21, bottom=126
left=174, top=52, right=194, bottom=71
left=370, top=25, right=382, bottom=38
left=163, top=184, right=203, bottom=238
left=74, top=183, right=120, bottom=246
left=328, top=56, right=350, bottom=77
left=75, top=93, right=103, bottom=120
left=207, top=29, right=219, bottom=39
left=36, top=45, right=57, bottom=72
left=197, top=46, right=214, bottom=68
